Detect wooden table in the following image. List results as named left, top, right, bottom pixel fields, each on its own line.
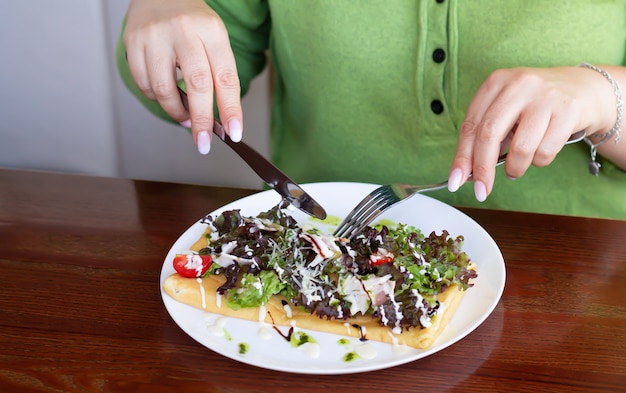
left=1, top=168, right=625, bottom=393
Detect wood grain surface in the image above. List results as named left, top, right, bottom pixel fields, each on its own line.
left=1, top=168, right=625, bottom=393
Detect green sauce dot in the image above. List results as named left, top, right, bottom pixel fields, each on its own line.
left=290, top=331, right=315, bottom=348
left=373, top=219, right=397, bottom=230
left=238, top=342, right=249, bottom=355
left=343, top=352, right=359, bottom=362
left=310, top=215, right=342, bottom=226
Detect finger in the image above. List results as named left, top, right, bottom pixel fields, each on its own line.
left=449, top=72, right=504, bottom=192
left=503, top=107, right=551, bottom=179
left=532, top=113, right=577, bottom=167
left=498, top=122, right=517, bottom=155
left=177, top=43, right=215, bottom=154
left=125, top=43, right=156, bottom=101
left=144, top=45, right=189, bottom=123
left=203, top=23, right=243, bottom=142
left=448, top=121, right=478, bottom=192
left=471, top=84, right=531, bottom=201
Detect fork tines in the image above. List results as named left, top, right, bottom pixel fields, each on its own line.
left=333, top=186, right=399, bottom=239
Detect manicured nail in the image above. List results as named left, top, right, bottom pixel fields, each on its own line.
left=179, top=120, right=191, bottom=128
left=447, top=168, right=463, bottom=192
left=474, top=181, right=487, bottom=202
left=228, top=118, right=242, bottom=142
left=197, top=131, right=211, bottom=155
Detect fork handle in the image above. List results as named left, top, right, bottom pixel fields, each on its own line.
left=398, top=130, right=585, bottom=198
left=392, top=182, right=449, bottom=197
left=393, top=154, right=507, bottom=196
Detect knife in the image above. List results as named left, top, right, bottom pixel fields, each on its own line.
left=178, top=88, right=327, bottom=220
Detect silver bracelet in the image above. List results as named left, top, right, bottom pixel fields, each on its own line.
left=578, top=63, right=623, bottom=175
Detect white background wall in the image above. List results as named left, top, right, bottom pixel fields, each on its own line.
left=0, top=1, right=270, bottom=190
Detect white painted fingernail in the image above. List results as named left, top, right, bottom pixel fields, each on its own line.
left=474, top=181, right=487, bottom=202
left=447, top=168, right=463, bottom=192
left=197, top=131, right=211, bottom=154
left=179, top=120, right=192, bottom=128
left=228, top=118, right=242, bottom=142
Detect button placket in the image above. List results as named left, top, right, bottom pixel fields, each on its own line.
left=425, top=0, right=449, bottom=116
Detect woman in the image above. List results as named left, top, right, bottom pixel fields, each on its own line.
left=117, top=0, right=626, bottom=219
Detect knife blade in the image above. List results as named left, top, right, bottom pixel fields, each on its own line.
left=178, top=88, right=327, bottom=220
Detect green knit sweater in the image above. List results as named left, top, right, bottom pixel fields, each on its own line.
left=117, top=0, right=626, bottom=219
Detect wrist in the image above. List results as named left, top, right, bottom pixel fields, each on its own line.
left=577, top=63, right=622, bottom=175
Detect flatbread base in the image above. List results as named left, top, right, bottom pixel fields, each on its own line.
left=163, top=273, right=467, bottom=349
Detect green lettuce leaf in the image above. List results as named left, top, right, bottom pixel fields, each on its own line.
left=225, top=270, right=285, bottom=309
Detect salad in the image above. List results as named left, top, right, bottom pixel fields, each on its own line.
left=188, top=202, right=477, bottom=333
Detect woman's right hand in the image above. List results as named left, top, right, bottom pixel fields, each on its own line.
left=123, top=0, right=242, bottom=154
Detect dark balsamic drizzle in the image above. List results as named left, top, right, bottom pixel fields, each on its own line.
left=273, top=325, right=295, bottom=342
left=352, top=324, right=368, bottom=342
left=265, top=309, right=295, bottom=342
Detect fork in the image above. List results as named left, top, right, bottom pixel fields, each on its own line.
left=333, top=130, right=586, bottom=239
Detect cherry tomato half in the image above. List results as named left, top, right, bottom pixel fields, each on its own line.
left=173, top=254, right=212, bottom=278
left=369, top=252, right=394, bottom=266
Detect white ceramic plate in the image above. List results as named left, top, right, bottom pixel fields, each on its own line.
left=160, top=182, right=505, bottom=374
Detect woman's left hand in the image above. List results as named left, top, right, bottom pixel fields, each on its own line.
left=448, top=66, right=620, bottom=201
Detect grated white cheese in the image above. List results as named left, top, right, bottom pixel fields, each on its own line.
left=215, top=240, right=256, bottom=267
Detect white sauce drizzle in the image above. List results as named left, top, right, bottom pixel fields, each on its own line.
left=197, top=278, right=206, bottom=309
left=355, top=342, right=377, bottom=359
left=216, top=240, right=256, bottom=267
left=386, top=331, right=411, bottom=354
left=387, top=331, right=399, bottom=346
left=185, top=254, right=204, bottom=276
left=257, top=325, right=273, bottom=340
left=301, top=342, right=321, bottom=358
left=391, top=343, right=412, bottom=355
left=258, top=305, right=267, bottom=323
left=410, top=288, right=433, bottom=328
left=206, top=316, right=227, bottom=336
left=283, top=303, right=293, bottom=318
left=216, top=292, right=222, bottom=308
